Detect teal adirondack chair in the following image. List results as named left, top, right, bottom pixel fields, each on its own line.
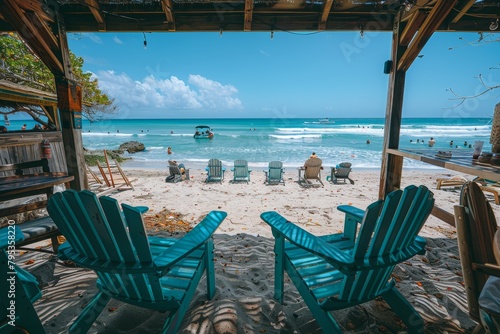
left=327, top=162, right=355, bottom=185
left=231, top=159, right=251, bottom=183
left=264, top=161, right=285, bottom=185
left=205, top=158, right=226, bottom=183
left=261, top=185, right=434, bottom=333
left=47, top=189, right=227, bottom=334
left=1, top=225, right=45, bottom=333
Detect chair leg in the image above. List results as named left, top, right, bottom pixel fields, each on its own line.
left=285, top=268, right=343, bottom=333
left=2, top=280, right=46, bottom=334
left=480, top=308, right=500, bottom=334
left=273, top=235, right=285, bottom=304
left=205, top=239, right=216, bottom=299
left=472, top=323, right=486, bottom=334
left=69, top=292, right=111, bottom=334
left=382, top=287, right=424, bottom=334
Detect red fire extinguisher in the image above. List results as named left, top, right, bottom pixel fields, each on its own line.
left=41, top=139, right=52, bottom=159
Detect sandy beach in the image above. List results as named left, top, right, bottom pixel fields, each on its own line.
left=17, top=167, right=500, bottom=333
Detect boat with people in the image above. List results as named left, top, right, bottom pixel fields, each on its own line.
left=194, top=125, right=214, bottom=139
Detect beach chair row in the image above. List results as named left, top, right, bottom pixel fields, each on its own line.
left=169, top=158, right=355, bottom=186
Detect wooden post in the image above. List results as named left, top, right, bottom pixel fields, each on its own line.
left=56, top=78, right=85, bottom=190
left=379, top=14, right=407, bottom=199
left=55, top=12, right=86, bottom=191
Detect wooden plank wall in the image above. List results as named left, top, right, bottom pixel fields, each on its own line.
left=0, top=131, right=67, bottom=176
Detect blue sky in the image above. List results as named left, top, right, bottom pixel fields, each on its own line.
left=68, top=31, right=499, bottom=119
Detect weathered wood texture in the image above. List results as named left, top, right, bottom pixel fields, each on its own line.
left=0, top=131, right=67, bottom=175
left=379, top=13, right=407, bottom=199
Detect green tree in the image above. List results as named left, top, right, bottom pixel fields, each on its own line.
left=0, top=33, right=116, bottom=126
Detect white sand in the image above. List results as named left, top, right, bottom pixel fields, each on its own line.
left=20, top=167, right=500, bottom=333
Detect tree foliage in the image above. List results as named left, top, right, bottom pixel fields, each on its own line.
left=0, top=33, right=116, bottom=124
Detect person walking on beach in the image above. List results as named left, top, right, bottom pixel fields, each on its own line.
left=428, top=137, right=436, bottom=147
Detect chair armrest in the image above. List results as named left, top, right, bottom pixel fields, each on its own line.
left=154, top=210, right=227, bottom=274
left=337, top=205, right=365, bottom=240
left=136, top=206, right=149, bottom=214
left=260, top=211, right=355, bottom=273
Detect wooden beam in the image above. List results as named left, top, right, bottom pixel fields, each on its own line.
left=84, top=0, right=106, bottom=31
left=397, top=0, right=456, bottom=72
left=318, top=0, right=334, bottom=30
left=56, top=12, right=73, bottom=80
left=432, top=205, right=456, bottom=226
left=244, top=0, right=254, bottom=32
left=25, top=11, right=59, bottom=50
left=161, top=0, right=176, bottom=32
left=379, top=12, right=407, bottom=199
left=0, top=0, right=63, bottom=75
left=399, top=10, right=428, bottom=46
left=54, top=13, right=85, bottom=191
left=450, top=0, right=476, bottom=24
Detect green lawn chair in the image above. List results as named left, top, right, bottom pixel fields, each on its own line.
left=261, top=185, right=434, bottom=333
left=231, top=159, right=251, bottom=183
left=327, top=162, right=354, bottom=185
left=0, top=225, right=45, bottom=333
left=205, top=158, right=226, bottom=183
left=264, top=161, right=285, bottom=185
left=47, top=189, right=227, bottom=334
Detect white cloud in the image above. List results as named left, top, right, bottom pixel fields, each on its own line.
left=112, top=35, right=123, bottom=44
left=86, top=33, right=103, bottom=44
left=93, top=71, right=243, bottom=111
left=259, top=49, right=270, bottom=56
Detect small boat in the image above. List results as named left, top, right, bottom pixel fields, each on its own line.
left=194, top=125, right=214, bottom=139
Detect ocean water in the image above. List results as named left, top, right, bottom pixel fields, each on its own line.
left=6, top=118, right=493, bottom=170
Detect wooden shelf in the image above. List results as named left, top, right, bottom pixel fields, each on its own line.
left=387, top=148, right=500, bottom=182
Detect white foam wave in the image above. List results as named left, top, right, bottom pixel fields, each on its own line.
left=82, top=132, right=134, bottom=137
left=269, top=134, right=322, bottom=140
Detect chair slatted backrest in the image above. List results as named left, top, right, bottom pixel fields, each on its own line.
left=304, top=157, right=322, bottom=179
left=268, top=161, right=284, bottom=182
left=340, top=185, right=434, bottom=302
left=455, top=181, right=499, bottom=321
left=168, top=160, right=181, bottom=176
left=334, top=167, right=351, bottom=178
left=208, top=159, right=223, bottom=178
left=233, top=160, right=249, bottom=179
left=47, top=190, right=164, bottom=302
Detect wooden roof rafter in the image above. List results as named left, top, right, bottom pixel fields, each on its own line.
left=244, top=0, right=254, bottom=31
left=450, top=0, right=478, bottom=24
left=397, top=0, right=457, bottom=72
left=84, top=0, right=106, bottom=31
left=0, top=0, right=64, bottom=76
left=161, top=0, right=176, bottom=31
left=399, top=9, right=428, bottom=46
left=318, top=0, right=334, bottom=30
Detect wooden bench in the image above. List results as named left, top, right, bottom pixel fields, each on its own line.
left=0, top=159, right=73, bottom=253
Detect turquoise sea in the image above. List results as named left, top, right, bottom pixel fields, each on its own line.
left=6, top=118, right=493, bottom=170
